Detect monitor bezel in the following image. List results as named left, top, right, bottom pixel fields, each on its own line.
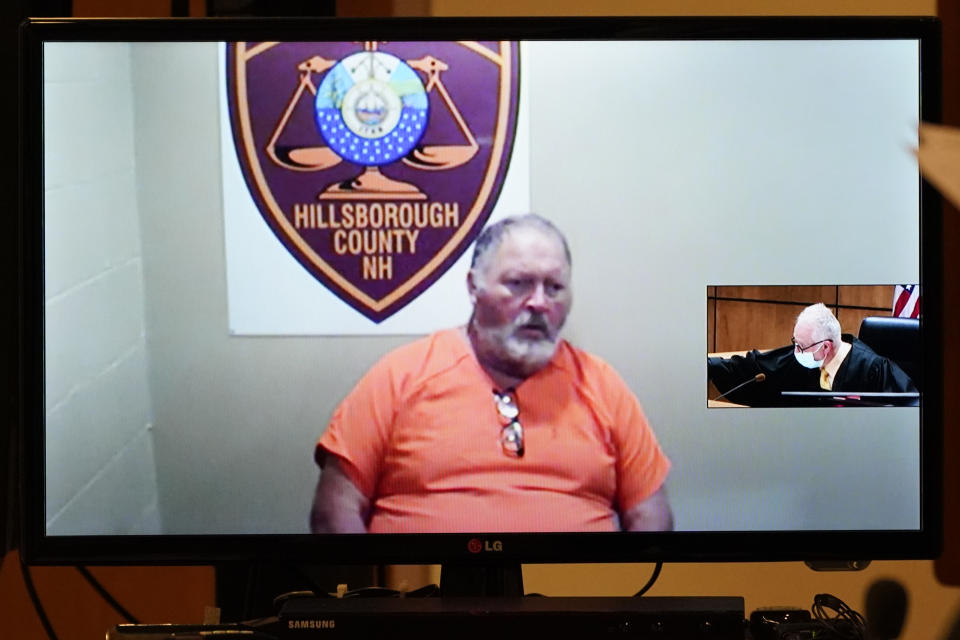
left=19, top=15, right=943, bottom=565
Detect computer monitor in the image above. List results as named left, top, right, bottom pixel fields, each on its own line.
left=18, top=17, right=942, bottom=573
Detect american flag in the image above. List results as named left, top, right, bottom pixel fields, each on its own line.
left=893, top=284, right=920, bottom=318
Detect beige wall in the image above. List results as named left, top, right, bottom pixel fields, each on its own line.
left=426, top=0, right=936, bottom=16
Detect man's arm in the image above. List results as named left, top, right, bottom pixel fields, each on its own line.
left=708, top=346, right=801, bottom=406
left=620, top=486, right=674, bottom=532
left=310, top=455, right=371, bottom=533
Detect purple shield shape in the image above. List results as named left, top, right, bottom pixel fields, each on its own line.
left=226, top=41, right=521, bottom=323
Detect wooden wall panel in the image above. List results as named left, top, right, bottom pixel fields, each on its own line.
left=837, top=307, right=884, bottom=337
left=709, top=286, right=900, bottom=353
left=73, top=0, right=173, bottom=15
left=838, top=285, right=894, bottom=309
left=715, top=300, right=807, bottom=352
left=428, top=0, right=936, bottom=16
left=1, top=551, right=215, bottom=639
left=716, top=285, right=837, bottom=304
left=707, top=296, right=716, bottom=352
left=337, top=0, right=397, bottom=16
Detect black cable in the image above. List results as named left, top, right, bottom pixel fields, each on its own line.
left=811, top=593, right=866, bottom=640
left=406, top=583, right=441, bottom=598
left=19, top=553, right=59, bottom=640
left=633, top=561, right=663, bottom=597
left=272, top=582, right=444, bottom=609
left=76, top=566, right=140, bottom=624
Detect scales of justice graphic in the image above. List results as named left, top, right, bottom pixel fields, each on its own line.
left=266, top=41, right=478, bottom=199
left=226, top=40, right=518, bottom=324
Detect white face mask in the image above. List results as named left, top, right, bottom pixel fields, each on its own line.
left=794, top=350, right=821, bottom=369
left=794, top=342, right=826, bottom=369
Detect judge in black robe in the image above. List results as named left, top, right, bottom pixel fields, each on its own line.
left=708, top=333, right=917, bottom=407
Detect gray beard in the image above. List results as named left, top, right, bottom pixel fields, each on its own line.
left=473, top=321, right=559, bottom=378
left=500, top=333, right=558, bottom=372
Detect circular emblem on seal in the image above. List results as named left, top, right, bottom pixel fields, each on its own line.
left=314, top=51, right=429, bottom=166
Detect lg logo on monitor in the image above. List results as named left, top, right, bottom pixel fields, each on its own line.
left=467, top=538, right=503, bottom=553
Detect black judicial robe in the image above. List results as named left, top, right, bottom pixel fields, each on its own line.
left=707, top=334, right=917, bottom=407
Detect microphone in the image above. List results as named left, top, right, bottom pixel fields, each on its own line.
left=712, top=373, right=765, bottom=402
left=865, top=579, right=908, bottom=640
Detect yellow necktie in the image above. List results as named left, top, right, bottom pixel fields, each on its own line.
left=820, top=366, right=831, bottom=390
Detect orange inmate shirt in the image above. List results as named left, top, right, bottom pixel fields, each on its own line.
left=316, top=328, right=670, bottom=533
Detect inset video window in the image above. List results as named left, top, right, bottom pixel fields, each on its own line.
left=706, top=285, right=920, bottom=407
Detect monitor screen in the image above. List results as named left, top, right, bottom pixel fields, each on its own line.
left=19, top=17, right=942, bottom=564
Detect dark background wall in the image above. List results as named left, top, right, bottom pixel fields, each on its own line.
left=2, top=1, right=958, bottom=639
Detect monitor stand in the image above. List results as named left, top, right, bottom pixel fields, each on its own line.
left=214, top=561, right=379, bottom=620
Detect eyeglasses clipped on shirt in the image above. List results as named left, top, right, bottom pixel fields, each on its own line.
left=493, top=389, right=524, bottom=458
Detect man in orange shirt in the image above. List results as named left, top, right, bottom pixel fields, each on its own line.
left=310, top=214, right=673, bottom=533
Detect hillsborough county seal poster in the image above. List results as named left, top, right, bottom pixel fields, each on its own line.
left=219, top=41, right=528, bottom=334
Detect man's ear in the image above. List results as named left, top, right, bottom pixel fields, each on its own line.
left=467, top=270, right=478, bottom=305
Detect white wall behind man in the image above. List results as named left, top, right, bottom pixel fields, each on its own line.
left=45, top=36, right=923, bottom=534
left=43, top=42, right=161, bottom=535
left=527, top=40, right=921, bottom=531
left=129, top=42, right=369, bottom=534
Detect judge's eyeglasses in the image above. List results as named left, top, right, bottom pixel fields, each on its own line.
left=493, top=389, right=524, bottom=458
left=791, top=337, right=829, bottom=353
